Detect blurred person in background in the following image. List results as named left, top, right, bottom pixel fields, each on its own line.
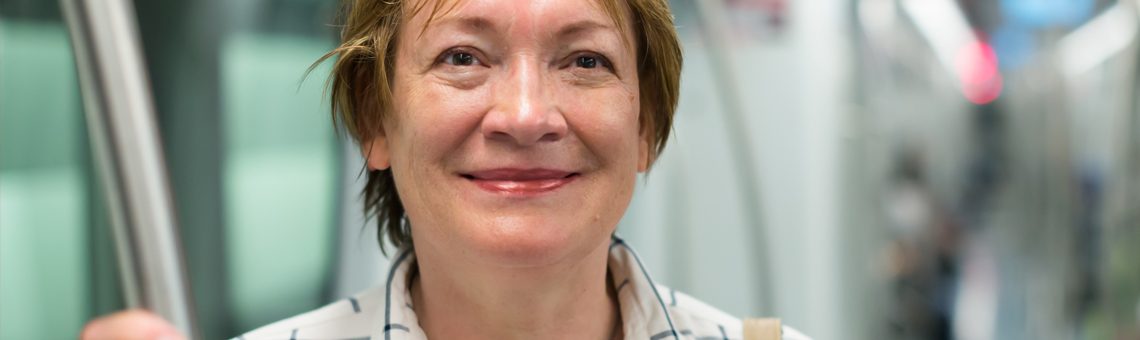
left=882, top=148, right=961, bottom=340
left=79, top=0, right=811, bottom=339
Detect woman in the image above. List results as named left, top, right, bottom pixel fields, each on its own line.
left=82, top=0, right=810, bottom=339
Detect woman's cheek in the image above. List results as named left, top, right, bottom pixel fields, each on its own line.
left=409, top=83, right=489, bottom=142
left=561, top=87, right=640, bottom=143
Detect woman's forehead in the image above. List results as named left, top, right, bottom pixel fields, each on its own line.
left=403, top=0, right=634, bottom=43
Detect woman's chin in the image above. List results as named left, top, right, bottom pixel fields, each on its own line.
left=463, top=217, right=609, bottom=268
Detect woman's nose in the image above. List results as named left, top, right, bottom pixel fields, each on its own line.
left=480, top=59, right=568, bottom=146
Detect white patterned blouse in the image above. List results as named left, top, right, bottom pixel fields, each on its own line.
left=233, top=237, right=811, bottom=340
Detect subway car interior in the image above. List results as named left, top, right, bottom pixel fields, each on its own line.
left=2, top=0, right=1139, bottom=339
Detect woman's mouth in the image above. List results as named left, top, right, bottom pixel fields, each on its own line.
left=460, top=168, right=580, bottom=195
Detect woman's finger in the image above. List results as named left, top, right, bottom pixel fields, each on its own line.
left=79, top=309, right=185, bottom=340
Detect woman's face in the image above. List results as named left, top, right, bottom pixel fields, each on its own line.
left=369, top=0, right=647, bottom=266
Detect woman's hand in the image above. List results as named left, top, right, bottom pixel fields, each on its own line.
left=80, top=309, right=186, bottom=340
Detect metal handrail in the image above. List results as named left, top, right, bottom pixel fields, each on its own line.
left=60, top=0, right=197, bottom=337
left=691, top=0, right=775, bottom=316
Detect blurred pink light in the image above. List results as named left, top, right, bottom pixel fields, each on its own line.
left=956, top=40, right=1003, bottom=105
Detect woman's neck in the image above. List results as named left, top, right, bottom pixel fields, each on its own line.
left=410, top=241, right=621, bottom=340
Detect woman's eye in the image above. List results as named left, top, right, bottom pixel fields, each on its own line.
left=576, top=56, right=598, bottom=69
left=442, top=51, right=479, bottom=66
left=570, top=53, right=613, bottom=72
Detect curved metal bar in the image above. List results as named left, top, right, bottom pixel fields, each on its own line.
left=691, top=0, right=775, bottom=316
left=60, top=0, right=198, bottom=337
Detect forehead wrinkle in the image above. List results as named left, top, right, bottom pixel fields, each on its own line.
left=552, top=20, right=613, bottom=41
left=405, top=0, right=633, bottom=47
left=408, top=0, right=468, bottom=40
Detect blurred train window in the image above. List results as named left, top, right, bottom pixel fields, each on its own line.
left=0, top=1, right=124, bottom=338
left=130, top=0, right=342, bottom=337
left=1, top=1, right=343, bottom=338
left=219, top=20, right=339, bottom=333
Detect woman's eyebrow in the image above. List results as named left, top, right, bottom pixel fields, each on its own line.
left=424, top=16, right=614, bottom=40
left=419, top=16, right=496, bottom=39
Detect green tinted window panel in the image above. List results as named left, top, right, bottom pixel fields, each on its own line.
left=221, top=33, right=339, bottom=330
left=0, top=21, right=83, bottom=170
left=0, top=21, right=90, bottom=338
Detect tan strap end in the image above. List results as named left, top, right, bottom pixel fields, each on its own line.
left=743, top=318, right=782, bottom=340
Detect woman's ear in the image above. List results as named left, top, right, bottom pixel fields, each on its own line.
left=364, top=134, right=391, bottom=170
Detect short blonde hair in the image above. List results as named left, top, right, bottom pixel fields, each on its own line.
left=316, top=0, right=682, bottom=253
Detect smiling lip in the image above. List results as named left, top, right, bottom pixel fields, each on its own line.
left=461, top=168, right=579, bottom=195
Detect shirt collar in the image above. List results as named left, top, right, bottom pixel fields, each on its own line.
left=370, top=236, right=680, bottom=340
left=607, top=236, right=681, bottom=339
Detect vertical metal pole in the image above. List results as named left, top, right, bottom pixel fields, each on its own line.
left=60, top=0, right=198, bottom=337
